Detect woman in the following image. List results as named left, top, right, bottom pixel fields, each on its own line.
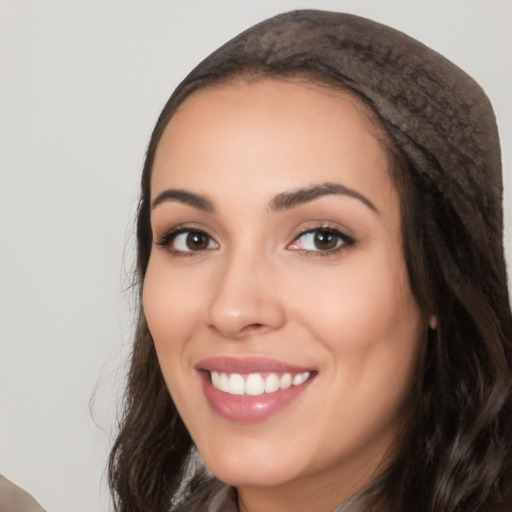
left=109, top=10, right=512, bottom=512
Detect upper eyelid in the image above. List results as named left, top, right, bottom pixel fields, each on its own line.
left=292, top=227, right=350, bottom=240
left=154, top=222, right=213, bottom=237
left=289, top=221, right=353, bottom=239
left=155, top=225, right=217, bottom=245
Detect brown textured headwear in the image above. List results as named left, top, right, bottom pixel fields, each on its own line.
left=125, top=12, right=512, bottom=511
left=176, top=13, right=500, bottom=234
left=143, top=9, right=506, bottom=293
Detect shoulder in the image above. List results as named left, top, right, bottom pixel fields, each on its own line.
left=0, top=474, right=46, bottom=512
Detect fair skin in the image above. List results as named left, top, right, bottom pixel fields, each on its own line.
left=143, top=80, right=427, bottom=512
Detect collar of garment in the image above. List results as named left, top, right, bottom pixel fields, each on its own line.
left=206, top=483, right=238, bottom=512
left=201, top=479, right=370, bottom=512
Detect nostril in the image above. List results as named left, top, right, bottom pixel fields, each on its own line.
left=242, top=323, right=265, bottom=333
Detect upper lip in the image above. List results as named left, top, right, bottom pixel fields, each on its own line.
left=195, top=356, right=314, bottom=374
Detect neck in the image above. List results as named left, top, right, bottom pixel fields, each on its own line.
left=236, top=451, right=390, bottom=512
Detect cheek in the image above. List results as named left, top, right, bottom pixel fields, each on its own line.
left=142, top=258, right=204, bottom=380
left=142, top=258, right=207, bottom=420
left=291, top=248, right=423, bottom=407
left=142, top=258, right=203, bottom=358
left=299, top=261, right=422, bottom=446
left=293, top=250, right=420, bottom=347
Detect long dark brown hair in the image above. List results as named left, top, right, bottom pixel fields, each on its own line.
left=109, top=10, right=512, bottom=512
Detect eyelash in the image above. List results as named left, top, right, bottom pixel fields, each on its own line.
left=156, top=226, right=218, bottom=257
left=155, top=224, right=355, bottom=257
left=288, top=225, right=355, bottom=256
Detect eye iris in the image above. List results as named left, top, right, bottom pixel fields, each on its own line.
left=186, top=232, right=208, bottom=250
left=314, top=230, right=338, bottom=250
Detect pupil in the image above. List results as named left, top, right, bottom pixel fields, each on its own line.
left=314, top=230, right=337, bottom=250
left=186, top=232, right=208, bottom=250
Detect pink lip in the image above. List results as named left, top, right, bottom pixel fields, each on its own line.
left=195, top=356, right=312, bottom=374
left=196, top=357, right=315, bottom=423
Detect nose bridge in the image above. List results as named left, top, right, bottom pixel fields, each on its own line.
left=206, top=241, right=285, bottom=339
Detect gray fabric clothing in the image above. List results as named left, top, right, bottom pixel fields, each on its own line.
left=173, top=478, right=237, bottom=512
left=206, top=483, right=237, bottom=512
left=0, top=475, right=46, bottom=512
left=176, top=477, right=379, bottom=512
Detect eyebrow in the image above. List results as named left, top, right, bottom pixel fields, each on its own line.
left=151, top=189, right=215, bottom=212
left=151, top=182, right=378, bottom=215
left=270, top=182, right=378, bottom=214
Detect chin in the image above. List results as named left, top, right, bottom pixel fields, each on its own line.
left=208, top=461, right=298, bottom=489
left=198, top=440, right=304, bottom=488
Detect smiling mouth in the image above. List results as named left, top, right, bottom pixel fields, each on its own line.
left=196, top=357, right=316, bottom=421
left=209, top=371, right=312, bottom=396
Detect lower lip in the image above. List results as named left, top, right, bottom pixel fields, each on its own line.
left=200, top=372, right=313, bottom=422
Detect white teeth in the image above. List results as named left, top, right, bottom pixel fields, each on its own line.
left=245, top=373, right=265, bottom=396
left=210, top=370, right=311, bottom=395
left=229, top=373, right=245, bottom=395
left=264, top=373, right=280, bottom=393
left=211, top=371, right=221, bottom=388
left=292, top=372, right=311, bottom=386
left=219, top=372, right=229, bottom=392
left=280, top=373, right=292, bottom=389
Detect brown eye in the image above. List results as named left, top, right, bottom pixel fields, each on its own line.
left=163, top=230, right=219, bottom=253
left=185, top=232, right=210, bottom=250
left=287, top=227, right=354, bottom=254
left=313, top=230, right=339, bottom=250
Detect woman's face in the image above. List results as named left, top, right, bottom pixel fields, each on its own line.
left=144, top=80, right=426, bottom=506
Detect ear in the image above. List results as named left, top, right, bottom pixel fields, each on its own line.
left=428, top=314, right=438, bottom=330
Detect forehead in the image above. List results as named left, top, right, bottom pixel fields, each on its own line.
left=151, top=79, right=397, bottom=216
left=165, top=77, right=382, bottom=144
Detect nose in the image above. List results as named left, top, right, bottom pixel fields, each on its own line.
left=205, top=250, right=286, bottom=340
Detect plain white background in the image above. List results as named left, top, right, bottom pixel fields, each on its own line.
left=0, top=1, right=510, bottom=510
